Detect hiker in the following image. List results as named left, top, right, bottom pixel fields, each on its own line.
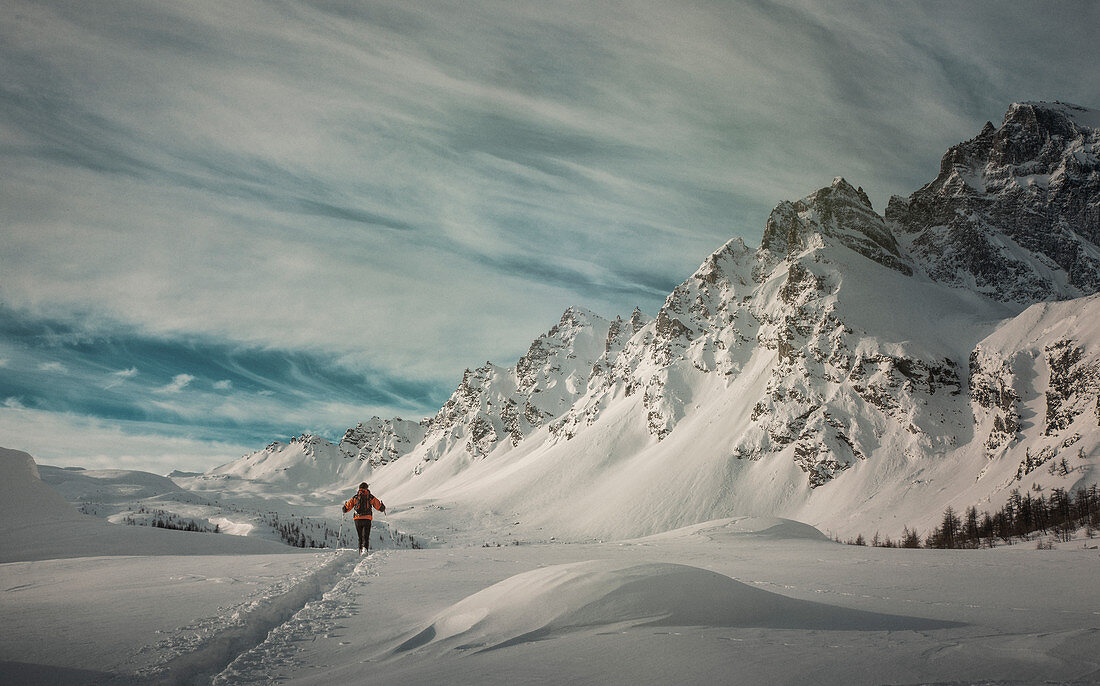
left=343, top=482, right=386, bottom=555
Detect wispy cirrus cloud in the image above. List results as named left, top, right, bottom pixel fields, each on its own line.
left=158, top=373, right=195, bottom=394
left=104, top=366, right=138, bottom=389
left=1, top=0, right=1096, bottom=471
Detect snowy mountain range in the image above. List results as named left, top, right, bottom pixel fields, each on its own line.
left=210, top=101, right=1099, bottom=540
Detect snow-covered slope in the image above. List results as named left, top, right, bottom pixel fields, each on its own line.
left=8, top=510, right=1100, bottom=686
left=202, top=102, right=1100, bottom=541
left=206, top=433, right=364, bottom=486
left=39, top=464, right=190, bottom=502
left=0, top=448, right=290, bottom=562
left=968, top=295, right=1100, bottom=480
left=0, top=447, right=84, bottom=526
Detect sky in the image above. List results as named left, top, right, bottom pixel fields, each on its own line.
left=1, top=0, right=1097, bottom=472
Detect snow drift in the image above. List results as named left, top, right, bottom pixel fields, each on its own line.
left=393, top=558, right=956, bottom=657
left=0, top=447, right=83, bottom=526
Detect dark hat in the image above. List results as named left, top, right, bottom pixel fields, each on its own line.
left=359, top=482, right=369, bottom=489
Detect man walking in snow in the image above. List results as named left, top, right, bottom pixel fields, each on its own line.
left=343, top=482, right=386, bottom=555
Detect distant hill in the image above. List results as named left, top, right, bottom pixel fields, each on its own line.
left=0, top=448, right=290, bottom=562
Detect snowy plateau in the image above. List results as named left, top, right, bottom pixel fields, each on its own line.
left=2, top=101, right=1100, bottom=685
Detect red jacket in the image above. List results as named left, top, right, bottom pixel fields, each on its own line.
left=343, top=490, right=385, bottom=520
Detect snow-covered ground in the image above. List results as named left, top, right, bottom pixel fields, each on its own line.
left=1, top=551, right=350, bottom=684
left=254, top=525, right=1100, bottom=686
left=2, top=448, right=1099, bottom=685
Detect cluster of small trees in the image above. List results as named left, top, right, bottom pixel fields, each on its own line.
left=846, top=484, right=1099, bottom=549
left=393, top=530, right=422, bottom=549
left=123, top=507, right=219, bottom=534
left=844, top=528, right=922, bottom=549
left=78, top=502, right=106, bottom=516
left=260, top=512, right=329, bottom=548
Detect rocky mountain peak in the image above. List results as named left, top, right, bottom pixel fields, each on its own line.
left=516, top=306, right=609, bottom=391
left=887, top=101, right=1099, bottom=303
left=604, top=308, right=652, bottom=354
left=288, top=433, right=332, bottom=455
left=992, top=101, right=1090, bottom=167
left=556, top=305, right=600, bottom=329
left=416, top=305, right=617, bottom=458
left=692, top=237, right=752, bottom=285
left=209, top=100, right=1100, bottom=543
left=761, top=176, right=911, bottom=275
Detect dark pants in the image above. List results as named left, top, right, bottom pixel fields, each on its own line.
left=355, top=518, right=372, bottom=552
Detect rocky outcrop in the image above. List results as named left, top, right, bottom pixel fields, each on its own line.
left=541, top=177, right=973, bottom=488
left=969, top=347, right=1021, bottom=454
left=1043, top=339, right=1100, bottom=436
left=1010, top=334, right=1100, bottom=480
left=339, top=417, right=428, bottom=467
left=287, top=433, right=333, bottom=455
left=421, top=307, right=614, bottom=458
left=764, top=178, right=912, bottom=275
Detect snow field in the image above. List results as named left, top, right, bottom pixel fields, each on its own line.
left=3, top=465, right=1098, bottom=686
left=0, top=551, right=345, bottom=684
left=255, top=519, right=1100, bottom=686
left=213, top=550, right=385, bottom=685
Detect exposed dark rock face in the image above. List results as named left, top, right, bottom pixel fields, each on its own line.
left=887, top=102, right=1100, bottom=302
left=764, top=177, right=913, bottom=276
left=1044, top=339, right=1100, bottom=436
left=339, top=418, right=428, bottom=466
left=968, top=348, right=1021, bottom=453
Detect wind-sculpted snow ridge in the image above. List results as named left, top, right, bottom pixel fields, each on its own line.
left=627, top=516, right=832, bottom=543
left=0, top=448, right=84, bottom=526
left=38, top=464, right=189, bottom=502
left=390, top=560, right=955, bottom=658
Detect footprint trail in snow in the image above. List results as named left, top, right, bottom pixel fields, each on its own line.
left=211, top=551, right=385, bottom=685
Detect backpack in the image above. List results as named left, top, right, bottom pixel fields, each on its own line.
left=355, top=490, right=372, bottom=516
